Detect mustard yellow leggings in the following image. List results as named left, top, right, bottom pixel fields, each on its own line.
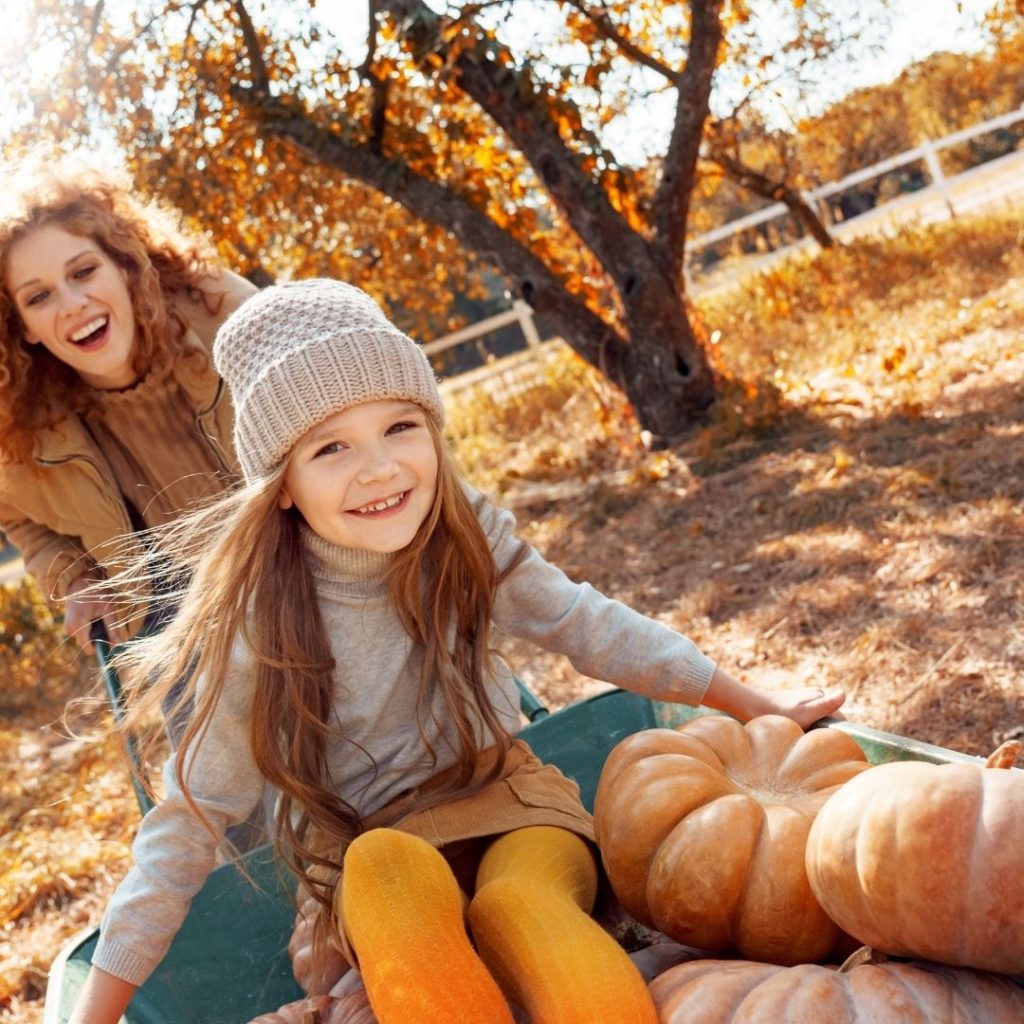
left=339, top=826, right=657, bottom=1024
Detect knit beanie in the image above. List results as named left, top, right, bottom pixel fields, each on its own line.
left=213, top=279, right=445, bottom=482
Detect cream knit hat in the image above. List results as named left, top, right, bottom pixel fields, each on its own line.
left=214, top=279, right=445, bottom=482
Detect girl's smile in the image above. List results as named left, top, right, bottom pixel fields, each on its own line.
left=280, top=399, right=439, bottom=553
left=349, top=490, right=411, bottom=516
left=7, top=224, right=138, bottom=390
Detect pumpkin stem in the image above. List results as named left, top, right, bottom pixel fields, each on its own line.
left=838, top=946, right=888, bottom=973
left=985, top=739, right=1022, bottom=770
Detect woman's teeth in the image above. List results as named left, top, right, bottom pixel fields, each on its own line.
left=355, top=493, right=404, bottom=514
left=69, top=317, right=108, bottom=344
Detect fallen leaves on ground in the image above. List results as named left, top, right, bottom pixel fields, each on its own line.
left=3, top=208, right=1023, bottom=1024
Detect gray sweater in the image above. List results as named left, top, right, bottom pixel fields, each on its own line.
left=92, top=491, right=716, bottom=985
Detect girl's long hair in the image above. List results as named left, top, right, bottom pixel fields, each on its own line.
left=0, top=152, right=215, bottom=463
left=111, top=420, right=524, bottom=917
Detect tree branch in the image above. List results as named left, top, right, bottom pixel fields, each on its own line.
left=361, top=1, right=390, bottom=156
left=651, top=0, right=725, bottom=285
left=233, top=0, right=270, bottom=93
left=562, top=0, right=682, bottom=83
left=231, top=84, right=630, bottom=378
left=377, top=0, right=654, bottom=284
left=711, top=150, right=834, bottom=248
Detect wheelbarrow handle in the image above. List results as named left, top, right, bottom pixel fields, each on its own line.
left=90, top=619, right=155, bottom=815
left=516, top=676, right=551, bottom=722
left=88, top=618, right=109, bottom=648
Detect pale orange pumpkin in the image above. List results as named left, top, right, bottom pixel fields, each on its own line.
left=593, top=714, right=870, bottom=965
left=649, top=949, right=1024, bottom=1023
left=289, top=884, right=351, bottom=997
left=248, top=963, right=376, bottom=1024
left=805, top=740, right=1024, bottom=975
left=246, top=991, right=376, bottom=1024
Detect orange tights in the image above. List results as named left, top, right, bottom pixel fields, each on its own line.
left=339, top=826, right=657, bottom=1024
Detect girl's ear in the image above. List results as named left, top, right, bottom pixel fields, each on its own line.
left=278, top=486, right=294, bottom=511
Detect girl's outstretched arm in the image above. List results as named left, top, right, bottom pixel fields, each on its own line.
left=700, top=665, right=845, bottom=728
left=481, top=490, right=847, bottom=727
left=68, top=965, right=137, bottom=1024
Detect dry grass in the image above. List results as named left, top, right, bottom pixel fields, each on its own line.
left=3, top=207, right=1024, bottom=1023
left=484, top=209, right=1024, bottom=754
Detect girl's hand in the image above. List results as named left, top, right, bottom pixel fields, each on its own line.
left=64, top=570, right=130, bottom=654
left=700, top=666, right=846, bottom=729
left=754, top=684, right=846, bottom=729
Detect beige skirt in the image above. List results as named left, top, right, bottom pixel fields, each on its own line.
left=298, top=739, right=596, bottom=976
left=360, top=738, right=595, bottom=846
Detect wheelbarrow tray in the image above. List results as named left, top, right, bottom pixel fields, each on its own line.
left=43, top=689, right=1018, bottom=1023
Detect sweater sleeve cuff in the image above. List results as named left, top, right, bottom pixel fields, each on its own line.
left=671, top=647, right=717, bottom=706
left=91, top=934, right=163, bottom=988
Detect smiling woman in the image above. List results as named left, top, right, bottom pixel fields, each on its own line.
left=8, top=223, right=140, bottom=389
left=0, top=151, right=257, bottom=653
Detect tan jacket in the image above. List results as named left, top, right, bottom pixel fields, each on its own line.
left=0, top=270, right=257, bottom=599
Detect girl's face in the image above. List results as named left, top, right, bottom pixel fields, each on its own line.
left=280, top=398, right=439, bottom=554
left=6, top=224, right=138, bottom=390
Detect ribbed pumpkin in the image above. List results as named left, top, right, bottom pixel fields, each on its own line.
left=290, top=885, right=350, bottom=996
left=247, top=992, right=376, bottom=1024
left=805, top=740, right=1024, bottom=975
left=649, top=949, right=1024, bottom=1023
left=593, top=714, right=869, bottom=965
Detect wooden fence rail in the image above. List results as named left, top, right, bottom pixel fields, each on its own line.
left=431, top=105, right=1024, bottom=395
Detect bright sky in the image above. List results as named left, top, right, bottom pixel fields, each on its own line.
left=318, top=0, right=1003, bottom=163
left=811, top=0, right=998, bottom=101
left=608, top=0, right=1002, bottom=162
left=2, top=0, right=1005, bottom=166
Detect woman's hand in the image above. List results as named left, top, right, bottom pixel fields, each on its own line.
left=63, top=570, right=130, bottom=654
left=700, top=666, right=846, bottom=729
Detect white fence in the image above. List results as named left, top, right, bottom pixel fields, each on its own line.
left=425, top=299, right=565, bottom=400
left=688, top=104, right=1024, bottom=291
left=432, top=105, right=1024, bottom=394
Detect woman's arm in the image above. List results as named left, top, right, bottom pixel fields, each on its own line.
left=68, top=967, right=137, bottom=1024
left=0, top=504, right=126, bottom=653
left=0, top=502, right=88, bottom=599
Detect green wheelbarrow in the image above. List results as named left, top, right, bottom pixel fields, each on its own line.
left=43, top=635, right=1019, bottom=1023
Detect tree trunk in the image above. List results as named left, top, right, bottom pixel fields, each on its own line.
left=617, top=324, right=717, bottom=440
left=617, top=279, right=717, bottom=439
left=518, top=268, right=716, bottom=439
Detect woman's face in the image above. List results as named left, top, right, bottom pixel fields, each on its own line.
left=6, top=224, right=139, bottom=390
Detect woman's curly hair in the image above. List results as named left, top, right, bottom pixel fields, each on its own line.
left=0, top=152, right=215, bottom=463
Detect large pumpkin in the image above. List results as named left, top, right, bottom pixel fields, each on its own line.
left=649, top=949, right=1024, bottom=1023
left=249, top=962, right=378, bottom=1024
left=805, top=740, right=1024, bottom=975
left=246, top=991, right=376, bottom=1024
left=290, top=884, right=351, bottom=996
left=594, top=714, right=869, bottom=965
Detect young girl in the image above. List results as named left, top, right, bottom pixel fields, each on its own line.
left=69, top=279, right=845, bottom=1024
left=0, top=151, right=256, bottom=652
